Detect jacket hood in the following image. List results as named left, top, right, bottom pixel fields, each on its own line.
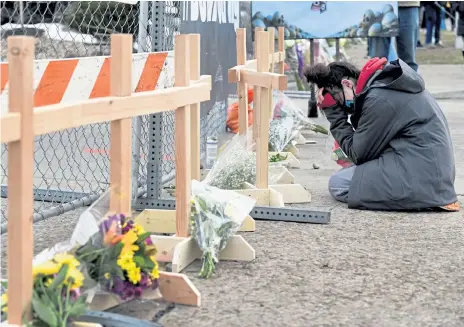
left=363, top=59, right=425, bottom=94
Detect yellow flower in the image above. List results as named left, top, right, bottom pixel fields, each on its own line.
left=44, top=278, right=53, bottom=287
left=150, top=260, right=160, bottom=279
left=133, top=224, right=146, bottom=236
left=104, top=273, right=111, bottom=280
left=1, top=293, right=7, bottom=304
left=117, top=253, right=136, bottom=272
left=122, top=230, right=137, bottom=246
left=1, top=306, right=6, bottom=313
left=33, top=261, right=61, bottom=277
left=66, top=268, right=84, bottom=290
left=127, top=266, right=141, bottom=284
left=54, top=253, right=80, bottom=269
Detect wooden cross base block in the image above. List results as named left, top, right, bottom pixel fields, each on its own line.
left=150, top=234, right=255, bottom=274
left=135, top=209, right=256, bottom=233
left=88, top=271, right=201, bottom=309
left=236, top=182, right=311, bottom=205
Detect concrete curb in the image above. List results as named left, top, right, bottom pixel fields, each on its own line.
left=431, top=90, right=464, bottom=100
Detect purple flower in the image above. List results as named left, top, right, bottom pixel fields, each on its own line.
left=151, top=278, right=159, bottom=290
left=70, top=288, right=81, bottom=301
left=123, top=286, right=135, bottom=300
left=112, top=277, right=125, bottom=295
left=134, top=287, right=143, bottom=298
left=122, top=221, right=134, bottom=233
left=145, top=237, right=153, bottom=246
left=100, top=215, right=121, bottom=235
left=139, top=273, right=150, bottom=288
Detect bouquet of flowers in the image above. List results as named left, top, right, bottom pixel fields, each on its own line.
left=204, top=132, right=287, bottom=190
left=270, top=91, right=328, bottom=152
left=1, top=254, right=87, bottom=327
left=189, top=180, right=256, bottom=279
left=74, top=213, right=160, bottom=302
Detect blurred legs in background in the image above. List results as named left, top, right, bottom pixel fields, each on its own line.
left=396, top=6, right=419, bottom=71
left=369, top=7, right=419, bottom=72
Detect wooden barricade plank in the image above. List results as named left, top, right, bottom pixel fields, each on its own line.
left=109, top=34, right=132, bottom=216
left=6, top=36, right=35, bottom=325
left=255, top=31, right=271, bottom=189
left=236, top=28, right=249, bottom=137
left=174, top=34, right=191, bottom=238
left=278, top=27, right=285, bottom=74
left=189, top=34, right=201, bottom=181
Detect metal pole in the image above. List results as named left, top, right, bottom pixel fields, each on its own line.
left=131, top=1, right=150, bottom=204
left=308, top=38, right=318, bottom=118
left=335, top=38, right=340, bottom=62
left=144, top=1, right=167, bottom=201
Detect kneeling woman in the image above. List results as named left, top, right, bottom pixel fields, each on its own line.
left=304, top=57, right=459, bottom=211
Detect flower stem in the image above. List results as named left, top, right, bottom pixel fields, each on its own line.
left=62, top=286, right=71, bottom=327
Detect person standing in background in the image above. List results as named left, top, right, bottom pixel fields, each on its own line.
left=456, top=1, right=464, bottom=57
left=369, top=2, right=420, bottom=71
left=424, top=2, right=445, bottom=48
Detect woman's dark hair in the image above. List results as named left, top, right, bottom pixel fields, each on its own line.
left=303, top=62, right=361, bottom=92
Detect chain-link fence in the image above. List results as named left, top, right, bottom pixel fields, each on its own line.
left=0, top=1, right=184, bottom=233
left=1, top=0, right=231, bottom=233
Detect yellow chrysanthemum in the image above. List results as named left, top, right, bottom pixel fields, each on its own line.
left=122, top=230, right=138, bottom=246
left=117, top=254, right=136, bottom=272
left=54, top=253, right=80, bottom=269
left=33, top=260, right=61, bottom=277
left=133, top=224, right=146, bottom=236
left=127, top=266, right=141, bottom=284
left=1, top=293, right=7, bottom=304
left=150, top=260, right=160, bottom=279
left=65, top=269, right=84, bottom=290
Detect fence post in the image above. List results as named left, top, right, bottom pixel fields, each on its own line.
left=255, top=31, right=270, bottom=189
left=109, top=34, right=133, bottom=216
left=253, top=27, right=265, bottom=144
left=189, top=34, right=201, bottom=181
left=236, top=28, right=248, bottom=138
left=174, top=34, right=191, bottom=237
left=278, top=27, right=285, bottom=74
left=7, top=36, right=35, bottom=324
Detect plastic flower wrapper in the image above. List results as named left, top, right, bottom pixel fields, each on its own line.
left=270, top=91, right=329, bottom=152
left=203, top=131, right=286, bottom=189
left=190, top=180, right=256, bottom=279
left=2, top=254, right=88, bottom=327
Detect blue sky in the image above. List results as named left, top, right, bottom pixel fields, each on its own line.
left=252, top=1, right=398, bottom=38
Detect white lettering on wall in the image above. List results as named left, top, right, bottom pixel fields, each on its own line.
left=188, top=1, right=239, bottom=29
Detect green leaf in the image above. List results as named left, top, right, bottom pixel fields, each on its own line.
left=67, top=299, right=88, bottom=317
left=109, top=242, right=124, bottom=259
left=49, top=264, right=69, bottom=289
left=133, top=255, right=145, bottom=267
left=141, top=257, right=155, bottom=270
left=137, top=232, right=151, bottom=243
left=32, top=295, right=58, bottom=327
